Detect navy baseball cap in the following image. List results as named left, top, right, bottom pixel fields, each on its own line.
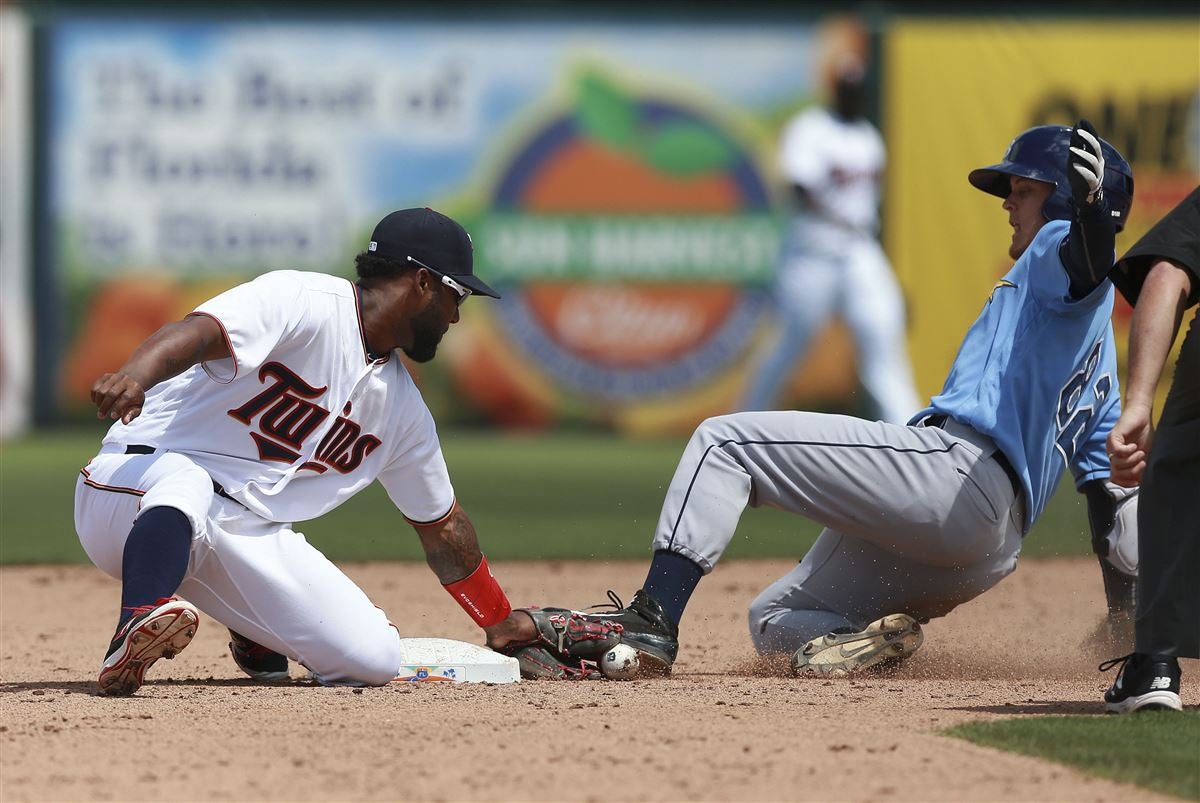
left=368, top=208, right=500, bottom=299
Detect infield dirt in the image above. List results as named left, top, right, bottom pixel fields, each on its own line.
left=1, top=558, right=1195, bottom=802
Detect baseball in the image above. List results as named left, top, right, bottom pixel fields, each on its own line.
left=599, top=643, right=640, bottom=680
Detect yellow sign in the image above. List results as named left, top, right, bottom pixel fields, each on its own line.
left=885, top=19, right=1200, bottom=405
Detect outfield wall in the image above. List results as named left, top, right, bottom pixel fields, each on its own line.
left=7, top=5, right=1198, bottom=434
left=886, top=19, right=1199, bottom=402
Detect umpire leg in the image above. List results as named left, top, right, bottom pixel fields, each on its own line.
left=1134, top=313, right=1200, bottom=658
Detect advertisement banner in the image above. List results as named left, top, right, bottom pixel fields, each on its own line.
left=47, top=20, right=856, bottom=433
left=885, top=19, right=1200, bottom=404
left=1, top=7, right=32, bottom=439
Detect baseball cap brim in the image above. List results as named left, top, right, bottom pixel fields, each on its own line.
left=968, top=162, right=1058, bottom=199
left=451, top=272, right=501, bottom=300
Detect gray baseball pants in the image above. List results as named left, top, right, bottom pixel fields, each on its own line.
left=650, top=411, right=1026, bottom=655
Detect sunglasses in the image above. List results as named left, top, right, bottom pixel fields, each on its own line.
left=406, top=255, right=472, bottom=305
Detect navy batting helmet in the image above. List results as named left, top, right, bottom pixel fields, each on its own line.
left=968, top=125, right=1134, bottom=232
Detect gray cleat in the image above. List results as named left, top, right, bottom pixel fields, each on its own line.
left=792, top=613, right=923, bottom=677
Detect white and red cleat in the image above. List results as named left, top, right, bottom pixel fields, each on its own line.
left=98, top=597, right=199, bottom=696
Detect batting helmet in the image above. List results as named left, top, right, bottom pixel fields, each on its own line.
left=968, top=125, right=1134, bottom=232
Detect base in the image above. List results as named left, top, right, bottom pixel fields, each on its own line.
left=394, top=637, right=520, bottom=684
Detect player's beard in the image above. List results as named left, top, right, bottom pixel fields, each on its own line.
left=402, top=297, right=446, bottom=363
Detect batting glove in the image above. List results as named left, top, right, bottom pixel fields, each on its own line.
left=1067, top=119, right=1105, bottom=206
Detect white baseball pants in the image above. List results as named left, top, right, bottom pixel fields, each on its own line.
left=75, top=445, right=401, bottom=685
left=741, top=221, right=921, bottom=425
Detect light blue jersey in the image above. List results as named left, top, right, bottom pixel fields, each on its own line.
left=912, top=220, right=1119, bottom=531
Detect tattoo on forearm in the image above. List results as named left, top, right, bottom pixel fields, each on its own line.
left=423, top=513, right=482, bottom=584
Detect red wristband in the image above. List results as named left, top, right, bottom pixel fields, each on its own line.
left=443, top=555, right=512, bottom=628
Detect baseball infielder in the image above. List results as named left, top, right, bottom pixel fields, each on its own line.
left=579, top=121, right=1141, bottom=678
left=740, top=57, right=920, bottom=425
left=77, top=208, right=617, bottom=694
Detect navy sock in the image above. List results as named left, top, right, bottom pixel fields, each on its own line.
left=642, top=550, right=704, bottom=627
left=116, top=507, right=193, bottom=633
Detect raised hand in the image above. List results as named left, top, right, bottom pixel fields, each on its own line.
left=1067, top=118, right=1105, bottom=206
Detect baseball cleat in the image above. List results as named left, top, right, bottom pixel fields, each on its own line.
left=791, top=613, right=922, bottom=677
left=583, top=590, right=678, bottom=675
left=98, top=597, right=199, bottom=696
left=229, top=629, right=290, bottom=682
left=1101, top=653, right=1183, bottom=714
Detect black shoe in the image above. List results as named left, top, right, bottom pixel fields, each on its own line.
left=1100, top=653, right=1182, bottom=713
left=229, top=629, right=290, bottom=682
left=585, top=590, right=679, bottom=674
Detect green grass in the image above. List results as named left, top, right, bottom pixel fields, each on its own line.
left=1, top=428, right=1095, bottom=564
left=948, top=713, right=1200, bottom=800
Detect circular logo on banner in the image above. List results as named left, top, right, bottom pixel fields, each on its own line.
left=455, top=76, right=779, bottom=428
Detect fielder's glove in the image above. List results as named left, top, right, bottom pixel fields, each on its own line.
left=1067, top=118, right=1105, bottom=207
left=500, top=607, right=623, bottom=680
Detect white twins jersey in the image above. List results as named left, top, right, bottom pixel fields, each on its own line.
left=103, top=270, right=455, bottom=525
left=778, top=105, right=885, bottom=234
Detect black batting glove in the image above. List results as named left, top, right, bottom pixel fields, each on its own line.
left=1067, top=119, right=1105, bottom=207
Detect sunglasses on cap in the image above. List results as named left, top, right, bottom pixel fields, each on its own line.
left=406, top=255, right=472, bottom=305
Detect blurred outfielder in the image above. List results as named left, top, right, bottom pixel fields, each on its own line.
left=567, top=121, right=1140, bottom=679
left=740, top=55, right=920, bottom=425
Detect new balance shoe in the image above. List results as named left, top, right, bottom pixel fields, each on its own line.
left=1101, top=653, right=1182, bottom=713
left=229, top=630, right=290, bottom=682
left=98, top=597, right=199, bottom=696
left=585, top=590, right=679, bottom=674
left=792, top=613, right=923, bottom=677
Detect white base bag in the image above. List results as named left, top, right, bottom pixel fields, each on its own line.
left=394, top=637, right=520, bottom=684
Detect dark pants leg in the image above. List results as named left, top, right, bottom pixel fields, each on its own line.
left=1134, top=312, right=1200, bottom=658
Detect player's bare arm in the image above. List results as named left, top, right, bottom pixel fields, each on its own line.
left=413, top=503, right=487, bottom=584
left=91, top=314, right=231, bottom=424
left=1107, top=258, right=1195, bottom=487
left=411, top=505, right=536, bottom=648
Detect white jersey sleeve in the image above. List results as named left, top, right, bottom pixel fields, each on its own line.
left=377, top=395, right=456, bottom=524
left=777, top=106, right=885, bottom=233
left=779, top=109, right=826, bottom=189
left=192, top=272, right=308, bottom=384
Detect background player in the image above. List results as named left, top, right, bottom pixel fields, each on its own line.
left=1100, top=187, right=1200, bottom=713
left=575, top=121, right=1139, bottom=678
left=739, top=50, right=920, bottom=425
left=78, top=208, right=557, bottom=694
